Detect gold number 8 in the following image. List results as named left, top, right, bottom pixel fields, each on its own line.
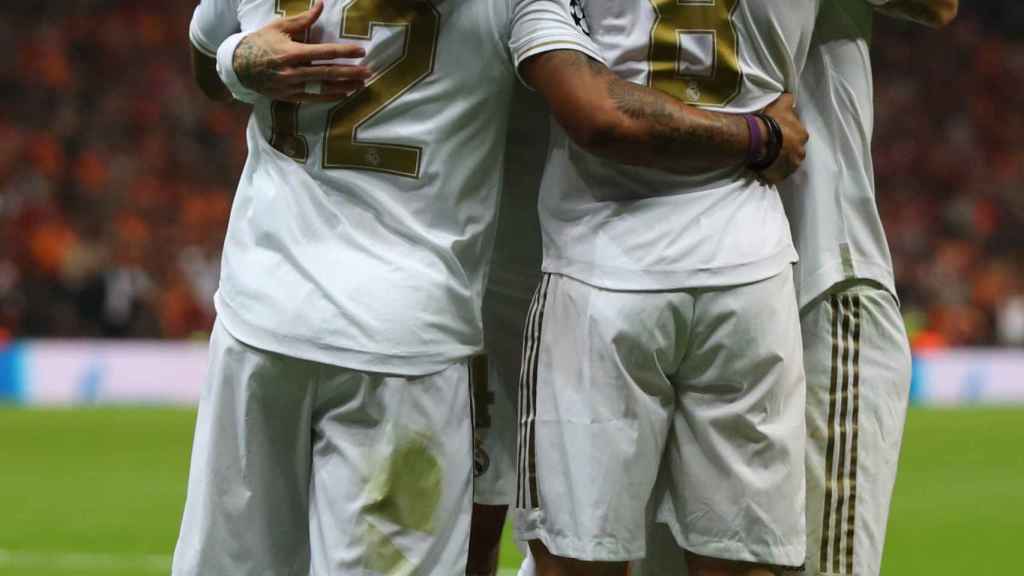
left=648, top=0, right=742, bottom=108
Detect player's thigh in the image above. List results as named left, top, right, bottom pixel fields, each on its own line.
left=172, top=320, right=318, bottom=576
left=662, top=266, right=806, bottom=568
left=517, top=274, right=678, bottom=562
left=307, top=360, right=473, bottom=576
left=801, top=285, right=911, bottom=576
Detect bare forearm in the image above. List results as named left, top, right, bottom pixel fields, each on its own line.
left=876, top=0, right=958, bottom=28
left=191, top=46, right=233, bottom=103
left=600, top=76, right=750, bottom=175
left=528, top=50, right=750, bottom=176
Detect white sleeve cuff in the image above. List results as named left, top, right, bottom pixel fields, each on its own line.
left=865, top=0, right=892, bottom=5
left=189, top=22, right=218, bottom=58
left=216, top=32, right=262, bottom=104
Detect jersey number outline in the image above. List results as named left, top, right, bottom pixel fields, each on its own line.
left=648, top=0, right=742, bottom=108
left=270, top=0, right=440, bottom=178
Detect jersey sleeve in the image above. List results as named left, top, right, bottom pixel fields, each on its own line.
left=189, top=0, right=241, bottom=57
left=508, top=0, right=605, bottom=72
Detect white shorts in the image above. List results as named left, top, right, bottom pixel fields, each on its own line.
left=475, top=266, right=541, bottom=506
left=515, top=269, right=807, bottom=566
left=803, top=283, right=910, bottom=576
left=171, top=321, right=473, bottom=576
left=635, top=282, right=910, bottom=576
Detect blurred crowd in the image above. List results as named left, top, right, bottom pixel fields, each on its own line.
left=0, top=3, right=1022, bottom=347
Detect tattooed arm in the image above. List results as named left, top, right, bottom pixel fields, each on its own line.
left=872, top=0, right=958, bottom=28
left=226, top=1, right=370, bottom=103
left=522, top=50, right=808, bottom=183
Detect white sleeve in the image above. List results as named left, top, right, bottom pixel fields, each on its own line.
left=508, top=0, right=605, bottom=73
left=189, top=0, right=241, bottom=57
left=215, top=32, right=263, bottom=104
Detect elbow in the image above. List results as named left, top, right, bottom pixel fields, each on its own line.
left=934, top=1, right=958, bottom=28
left=193, top=73, right=233, bottom=103
left=923, top=0, right=958, bottom=28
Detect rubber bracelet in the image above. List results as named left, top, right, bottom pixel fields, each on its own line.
left=750, top=112, right=784, bottom=172
left=743, top=114, right=764, bottom=166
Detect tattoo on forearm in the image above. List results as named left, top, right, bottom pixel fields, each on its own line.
left=606, top=75, right=740, bottom=161
left=233, top=38, right=279, bottom=91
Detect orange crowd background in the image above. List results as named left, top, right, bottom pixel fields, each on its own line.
left=1, top=3, right=1022, bottom=347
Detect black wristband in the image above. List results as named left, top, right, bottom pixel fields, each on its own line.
left=749, top=112, right=784, bottom=172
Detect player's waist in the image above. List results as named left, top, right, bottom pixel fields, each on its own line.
left=543, top=243, right=798, bottom=292
left=214, top=288, right=483, bottom=376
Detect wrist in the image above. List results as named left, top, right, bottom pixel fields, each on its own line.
left=743, top=114, right=768, bottom=165
left=748, top=112, right=783, bottom=172
left=216, top=32, right=262, bottom=104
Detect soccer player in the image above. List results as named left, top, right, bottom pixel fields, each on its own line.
left=178, top=1, right=809, bottom=574
left=513, top=2, right=825, bottom=575
left=472, top=32, right=808, bottom=576
left=786, top=2, right=957, bottom=575
left=638, top=1, right=960, bottom=576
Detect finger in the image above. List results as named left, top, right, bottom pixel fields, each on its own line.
left=281, top=81, right=365, bottom=102
left=280, top=42, right=367, bottom=65
left=277, top=64, right=372, bottom=84
left=277, top=0, right=324, bottom=34
left=319, top=79, right=367, bottom=95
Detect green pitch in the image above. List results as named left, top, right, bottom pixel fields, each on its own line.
left=0, top=407, right=1020, bottom=575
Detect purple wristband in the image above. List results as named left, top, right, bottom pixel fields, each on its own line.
left=744, top=113, right=764, bottom=165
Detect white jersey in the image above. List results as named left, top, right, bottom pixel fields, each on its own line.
left=539, top=0, right=820, bottom=290
left=781, top=0, right=896, bottom=309
left=189, top=0, right=601, bottom=376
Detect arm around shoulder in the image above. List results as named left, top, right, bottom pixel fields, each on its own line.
left=520, top=49, right=753, bottom=178
left=520, top=49, right=808, bottom=185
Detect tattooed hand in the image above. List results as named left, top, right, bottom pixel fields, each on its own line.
left=758, top=94, right=809, bottom=185
left=233, top=0, right=371, bottom=103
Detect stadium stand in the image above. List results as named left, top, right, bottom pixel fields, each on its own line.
left=1, top=2, right=1021, bottom=347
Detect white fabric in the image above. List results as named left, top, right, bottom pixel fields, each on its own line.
left=780, top=0, right=897, bottom=308
left=802, top=283, right=911, bottom=576
left=537, top=0, right=823, bottom=291
left=633, top=282, right=911, bottom=576
left=475, top=83, right=550, bottom=506
left=189, top=0, right=240, bottom=57
left=515, top=270, right=806, bottom=565
left=171, top=321, right=474, bottom=576
left=186, top=0, right=600, bottom=375
left=214, top=31, right=261, bottom=104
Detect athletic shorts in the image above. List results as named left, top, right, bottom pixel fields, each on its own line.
left=515, top=269, right=807, bottom=566
left=634, top=282, right=910, bottom=576
left=475, top=266, right=541, bottom=506
left=803, top=283, right=910, bottom=576
left=171, top=320, right=473, bottom=576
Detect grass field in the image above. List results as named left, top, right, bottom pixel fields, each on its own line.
left=0, top=407, right=1021, bottom=575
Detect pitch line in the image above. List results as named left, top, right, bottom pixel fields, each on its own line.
left=0, top=549, right=171, bottom=572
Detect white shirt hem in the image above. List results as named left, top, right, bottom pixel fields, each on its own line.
left=796, top=259, right=897, bottom=311
left=542, top=246, right=798, bottom=291
left=214, top=291, right=475, bottom=377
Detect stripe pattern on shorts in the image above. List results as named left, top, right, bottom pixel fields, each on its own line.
left=819, top=294, right=863, bottom=575
left=516, top=274, right=551, bottom=510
